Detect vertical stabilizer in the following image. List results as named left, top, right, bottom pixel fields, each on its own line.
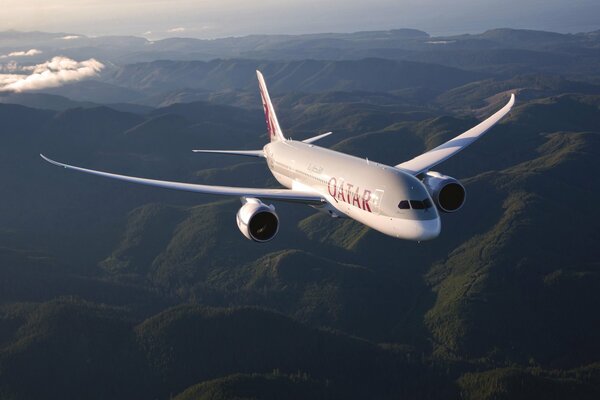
left=256, top=70, right=285, bottom=142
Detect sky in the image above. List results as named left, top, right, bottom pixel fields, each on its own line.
left=1, top=0, right=599, bottom=39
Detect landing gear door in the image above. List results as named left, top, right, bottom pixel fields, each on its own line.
left=370, top=189, right=385, bottom=215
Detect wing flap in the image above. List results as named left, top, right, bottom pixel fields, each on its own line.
left=396, top=94, right=515, bottom=175
left=40, top=154, right=324, bottom=204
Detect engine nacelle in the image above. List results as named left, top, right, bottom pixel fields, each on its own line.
left=236, top=198, right=279, bottom=242
left=422, top=171, right=466, bottom=213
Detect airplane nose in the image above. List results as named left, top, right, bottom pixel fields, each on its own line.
left=393, top=217, right=441, bottom=241
left=413, top=218, right=441, bottom=241
left=396, top=218, right=441, bottom=241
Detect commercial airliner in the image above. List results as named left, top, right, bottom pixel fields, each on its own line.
left=41, top=71, right=515, bottom=242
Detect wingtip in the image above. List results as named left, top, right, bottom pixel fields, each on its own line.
left=39, top=153, right=65, bottom=168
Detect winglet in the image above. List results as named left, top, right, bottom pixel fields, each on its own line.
left=40, top=153, right=66, bottom=168
left=505, top=93, right=515, bottom=110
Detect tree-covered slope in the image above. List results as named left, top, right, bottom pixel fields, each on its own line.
left=0, top=80, right=599, bottom=399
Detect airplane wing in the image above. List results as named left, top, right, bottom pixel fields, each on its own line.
left=396, top=94, right=515, bottom=175
left=40, top=154, right=324, bottom=204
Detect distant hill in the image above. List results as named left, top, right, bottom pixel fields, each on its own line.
left=3, top=28, right=598, bottom=75
left=40, top=80, right=144, bottom=104
left=108, top=58, right=485, bottom=96
left=0, top=92, right=98, bottom=111
left=3, top=27, right=597, bottom=109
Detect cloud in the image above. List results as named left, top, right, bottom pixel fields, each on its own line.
left=0, top=56, right=104, bottom=93
left=167, top=27, right=185, bottom=33
left=0, top=60, right=22, bottom=74
left=61, top=35, right=81, bottom=40
left=0, top=49, right=42, bottom=59
left=11, top=49, right=42, bottom=57
left=0, top=61, right=20, bottom=73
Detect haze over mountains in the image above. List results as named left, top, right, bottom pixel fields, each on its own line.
left=0, top=27, right=599, bottom=399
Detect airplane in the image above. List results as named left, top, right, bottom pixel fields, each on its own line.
left=41, top=70, right=515, bottom=242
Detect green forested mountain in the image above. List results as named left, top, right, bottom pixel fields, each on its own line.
left=0, top=29, right=599, bottom=400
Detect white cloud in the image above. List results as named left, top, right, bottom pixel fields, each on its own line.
left=0, top=49, right=43, bottom=59
left=167, top=27, right=185, bottom=33
left=0, top=73, right=26, bottom=87
left=0, top=56, right=104, bottom=92
left=61, top=35, right=81, bottom=40
left=0, top=61, right=21, bottom=72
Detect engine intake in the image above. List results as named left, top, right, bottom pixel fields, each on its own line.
left=422, top=171, right=466, bottom=213
left=236, top=198, right=279, bottom=242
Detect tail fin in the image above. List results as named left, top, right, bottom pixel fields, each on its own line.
left=256, top=70, right=285, bottom=142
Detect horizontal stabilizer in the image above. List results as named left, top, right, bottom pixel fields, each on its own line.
left=192, top=149, right=265, bottom=158
left=302, top=131, right=333, bottom=144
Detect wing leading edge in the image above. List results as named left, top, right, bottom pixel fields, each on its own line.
left=396, top=94, right=515, bottom=175
left=191, top=149, right=265, bottom=158
left=40, top=154, right=324, bottom=204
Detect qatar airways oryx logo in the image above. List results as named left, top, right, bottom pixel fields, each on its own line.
left=327, top=177, right=372, bottom=212
left=261, top=101, right=274, bottom=138
left=259, top=91, right=276, bottom=139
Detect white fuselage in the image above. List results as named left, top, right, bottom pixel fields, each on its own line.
left=264, top=140, right=441, bottom=240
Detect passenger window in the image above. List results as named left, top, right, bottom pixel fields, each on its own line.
left=423, top=198, right=433, bottom=209
left=398, top=200, right=410, bottom=209
left=410, top=200, right=425, bottom=209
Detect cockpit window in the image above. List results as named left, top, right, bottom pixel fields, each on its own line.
left=399, top=199, right=434, bottom=210
left=398, top=200, right=410, bottom=209
left=410, top=200, right=425, bottom=209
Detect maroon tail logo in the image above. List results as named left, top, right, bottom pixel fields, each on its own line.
left=260, top=92, right=275, bottom=140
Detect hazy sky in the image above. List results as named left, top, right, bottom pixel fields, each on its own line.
left=2, top=0, right=599, bottom=38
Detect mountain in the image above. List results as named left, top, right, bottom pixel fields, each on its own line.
left=173, top=373, right=331, bottom=400
left=1, top=89, right=599, bottom=399
left=0, top=300, right=452, bottom=399
left=39, top=80, right=145, bottom=104
left=3, top=28, right=599, bottom=74
left=0, top=92, right=98, bottom=111
left=135, top=305, right=449, bottom=399
left=4, top=27, right=597, bottom=109
left=108, top=58, right=485, bottom=96
left=435, top=74, right=600, bottom=111
left=1, top=27, right=600, bottom=399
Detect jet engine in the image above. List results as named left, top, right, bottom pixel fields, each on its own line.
left=422, top=171, right=466, bottom=213
left=236, top=198, right=279, bottom=242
